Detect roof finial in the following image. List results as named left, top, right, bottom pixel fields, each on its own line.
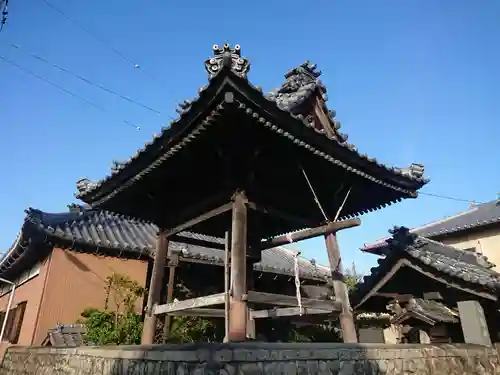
left=204, top=43, right=250, bottom=79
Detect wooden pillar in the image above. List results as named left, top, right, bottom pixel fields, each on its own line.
left=246, top=261, right=256, bottom=339
left=457, top=300, right=492, bottom=347
left=162, top=250, right=180, bottom=343
left=246, top=309, right=256, bottom=339
left=324, top=232, right=358, bottom=343
left=228, top=191, right=248, bottom=341
left=141, top=232, right=169, bottom=345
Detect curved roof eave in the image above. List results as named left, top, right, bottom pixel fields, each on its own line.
left=0, top=207, right=330, bottom=282
left=75, top=67, right=428, bottom=207
left=362, top=199, right=500, bottom=253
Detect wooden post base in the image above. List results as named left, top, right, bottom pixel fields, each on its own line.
left=141, top=315, right=156, bottom=345
left=228, top=300, right=247, bottom=342
left=324, top=233, right=358, bottom=343
left=339, top=312, right=358, bottom=343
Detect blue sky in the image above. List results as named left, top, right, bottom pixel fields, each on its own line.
left=0, top=0, right=499, bottom=274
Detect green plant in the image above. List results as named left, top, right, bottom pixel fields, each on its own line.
left=78, top=272, right=146, bottom=345
left=165, top=316, right=223, bottom=343
left=79, top=308, right=143, bottom=345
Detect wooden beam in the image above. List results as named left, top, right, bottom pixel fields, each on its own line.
left=164, top=202, right=233, bottom=237
left=325, top=233, right=358, bottom=343
left=375, top=293, right=414, bottom=302
left=251, top=307, right=331, bottom=319
left=154, top=292, right=226, bottom=315
left=170, top=234, right=225, bottom=250
left=166, top=308, right=225, bottom=317
left=228, top=191, right=248, bottom=342
left=141, top=233, right=169, bottom=344
left=162, top=250, right=180, bottom=343
left=260, top=218, right=360, bottom=250
left=224, top=231, right=230, bottom=341
left=247, top=202, right=314, bottom=227
left=423, top=292, right=443, bottom=301
left=246, top=291, right=342, bottom=311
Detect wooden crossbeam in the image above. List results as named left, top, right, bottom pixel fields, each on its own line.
left=164, top=203, right=233, bottom=237
left=259, top=219, right=361, bottom=250
left=169, top=234, right=225, bottom=250
left=247, top=202, right=314, bottom=227
left=245, top=291, right=342, bottom=311
left=250, top=307, right=331, bottom=319
left=154, top=292, right=226, bottom=315
left=166, top=309, right=225, bottom=318
left=375, top=293, right=414, bottom=302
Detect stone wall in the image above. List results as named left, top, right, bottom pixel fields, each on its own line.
left=1, top=343, right=499, bottom=375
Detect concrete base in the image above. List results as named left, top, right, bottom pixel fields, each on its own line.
left=1, top=343, right=499, bottom=374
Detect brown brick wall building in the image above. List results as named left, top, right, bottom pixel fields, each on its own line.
left=0, top=248, right=148, bottom=345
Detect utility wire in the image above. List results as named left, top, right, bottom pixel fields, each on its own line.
left=0, top=55, right=141, bottom=130
left=40, top=0, right=162, bottom=84
left=419, top=191, right=484, bottom=205
left=3, top=41, right=162, bottom=115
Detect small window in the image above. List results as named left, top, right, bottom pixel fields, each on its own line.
left=0, top=302, right=27, bottom=344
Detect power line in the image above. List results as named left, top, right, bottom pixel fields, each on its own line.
left=419, top=191, right=484, bottom=205
left=39, top=0, right=162, bottom=85
left=0, top=55, right=141, bottom=130
left=3, top=41, right=162, bottom=115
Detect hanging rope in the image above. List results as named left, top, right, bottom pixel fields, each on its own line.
left=293, top=251, right=303, bottom=316
left=299, top=165, right=329, bottom=222
left=333, top=187, right=352, bottom=222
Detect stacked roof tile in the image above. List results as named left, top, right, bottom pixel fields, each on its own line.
left=41, top=324, right=86, bottom=347
left=363, top=199, right=500, bottom=253
left=2, top=206, right=330, bottom=281
left=353, top=227, right=500, bottom=308
left=75, top=45, right=427, bottom=207
left=392, top=298, right=459, bottom=325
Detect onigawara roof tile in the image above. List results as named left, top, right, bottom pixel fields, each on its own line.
left=362, top=198, right=500, bottom=254
left=1, top=205, right=330, bottom=281
left=353, top=227, right=500, bottom=307
left=75, top=44, right=427, bottom=208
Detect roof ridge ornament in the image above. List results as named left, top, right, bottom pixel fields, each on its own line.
left=204, top=43, right=250, bottom=79
left=386, top=226, right=418, bottom=250
left=284, top=61, right=321, bottom=81
left=396, top=163, right=425, bottom=180
left=277, top=61, right=321, bottom=96
left=76, top=178, right=97, bottom=194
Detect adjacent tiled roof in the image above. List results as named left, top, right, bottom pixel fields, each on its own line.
left=1, top=206, right=330, bottom=281
left=362, top=199, right=500, bottom=253
left=75, top=44, right=427, bottom=209
left=41, top=324, right=86, bottom=347
left=353, top=227, right=500, bottom=307
left=392, top=298, right=459, bottom=325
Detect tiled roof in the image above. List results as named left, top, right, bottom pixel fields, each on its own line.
left=353, top=227, right=500, bottom=307
left=392, top=298, right=459, bottom=325
left=41, top=324, right=86, bottom=347
left=75, top=44, right=427, bottom=207
left=1, top=206, right=330, bottom=281
left=362, top=199, right=500, bottom=253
